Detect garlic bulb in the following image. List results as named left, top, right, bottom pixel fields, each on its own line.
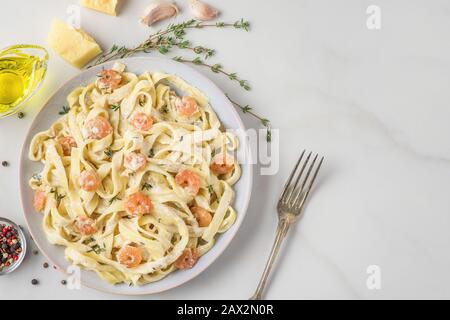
left=187, top=0, right=219, bottom=21
left=140, top=1, right=179, bottom=26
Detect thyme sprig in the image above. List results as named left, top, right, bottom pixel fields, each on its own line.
left=90, top=19, right=249, bottom=66
left=173, top=56, right=250, bottom=91
left=226, top=94, right=272, bottom=142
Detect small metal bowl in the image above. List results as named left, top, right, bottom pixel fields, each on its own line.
left=0, top=217, right=27, bottom=275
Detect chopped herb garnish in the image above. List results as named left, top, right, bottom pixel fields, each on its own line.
left=59, top=106, right=70, bottom=115
left=87, top=244, right=104, bottom=254
left=142, top=182, right=152, bottom=191
left=104, top=148, right=113, bottom=158
left=110, top=104, right=120, bottom=111
left=160, top=105, right=169, bottom=114
left=207, top=185, right=214, bottom=195
left=109, top=195, right=121, bottom=204
left=56, top=194, right=66, bottom=201
left=50, top=188, right=65, bottom=201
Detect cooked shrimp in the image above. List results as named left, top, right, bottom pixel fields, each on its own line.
left=117, top=245, right=142, bottom=268
left=85, top=116, right=113, bottom=140
left=97, top=69, right=122, bottom=93
left=124, top=152, right=147, bottom=172
left=176, top=96, right=199, bottom=117
left=210, top=153, right=235, bottom=175
left=175, top=169, right=201, bottom=195
left=130, top=112, right=153, bottom=131
left=78, top=170, right=101, bottom=192
left=58, top=136, right=77, bottom=156
left=33, top=190, right=46, bottom=212
left=74, top=216, right=96, bottom=235
left=124, top=192, right=153, bottom=216
left=190, top=206, right=212, bottom=227
left=175, top=248, right=199, bottom=269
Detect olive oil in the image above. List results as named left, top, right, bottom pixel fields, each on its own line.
left=0, top=45, right=48, bottom=116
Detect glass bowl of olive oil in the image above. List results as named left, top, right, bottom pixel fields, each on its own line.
left=0, top=44, right=48, bottom=118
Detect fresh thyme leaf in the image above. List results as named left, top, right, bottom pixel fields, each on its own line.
left=228, top=73, right=237, bottom=80
left=234, top=18, right=250, bottom=31
left=110, top=104, right=120, bottom=111
left=241, top=105, right=252, bottom=113
left=158, top=45, right=169, bottom=54
left=178, top=40, right=190, bottom=49
left=142, top=183, right=152, bottom=191
left=211, top=64, right=222, bottom=73
left=192, top=57, right=202, bottom=65
left=59, top=106, right=70, bottom=115
left=261, top=118, right=270, bottom=127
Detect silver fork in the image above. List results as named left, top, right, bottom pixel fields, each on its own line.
left=250, top=150, right=324, bottom=300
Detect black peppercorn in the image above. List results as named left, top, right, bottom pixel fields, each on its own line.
left=1, top=161, right=8, bottom=167
left=17, top=112, right=25, bottom=119
left=43, top=262, right=49, bottom=268
left=61, top=280, right=67, bottom=285
left=33, top=250, right=38, bottom=255
left=31, top=279, right=39, bottom=285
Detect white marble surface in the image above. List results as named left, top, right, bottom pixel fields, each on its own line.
left=1, top=0, right=450, bottom=299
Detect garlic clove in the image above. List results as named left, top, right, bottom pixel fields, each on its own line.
left=187, top=0, right=219, bottom=21
left=140, top=1, right=179, bottom=26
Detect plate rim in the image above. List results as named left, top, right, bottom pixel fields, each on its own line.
left=19, top=56, right=253, bottom=295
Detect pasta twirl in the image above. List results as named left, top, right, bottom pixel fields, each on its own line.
left=28, top=63, right=240, bottom=285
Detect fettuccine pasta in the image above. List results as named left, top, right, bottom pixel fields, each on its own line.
left=28, top=63, right=240, bottom=285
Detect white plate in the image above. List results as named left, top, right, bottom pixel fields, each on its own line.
left=19, top=57, right=253, bottom=295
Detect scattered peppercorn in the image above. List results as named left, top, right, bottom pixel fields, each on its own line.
left=31, top=279, right=39, bottom=285
left=43, top=262, right=49, bottom=268
left=1, top=161, right=8, bottom=167
left=0, top=223, right=22, bottom=271
left=17, top=112, right=25, bottom=119
left=61, top=280, right=67, bottom=285
left=33, top=249, right=38, bottom=255
left=53, top=265, right=57, bottom=269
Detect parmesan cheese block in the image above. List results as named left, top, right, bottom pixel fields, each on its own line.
left=80, top=0, right=119, bottom=16
left=48, top=19, right=102, bottom=69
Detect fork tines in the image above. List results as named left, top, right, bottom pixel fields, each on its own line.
left=280, top=150, right=324, bottom=212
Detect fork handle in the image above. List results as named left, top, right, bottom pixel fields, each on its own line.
left=250, top=218, right=291, bottom=300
